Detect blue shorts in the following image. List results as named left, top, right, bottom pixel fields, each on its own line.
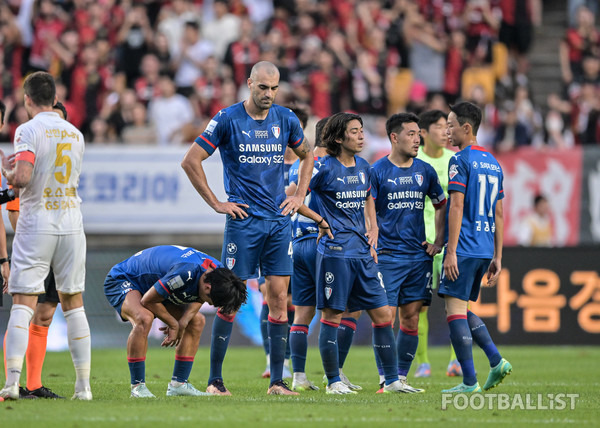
left=438, top=255, right=491, bottom=302
left=315, top=253, right=388, bottom=312
left=378, top=255, right=433, bottom=307
left=291, top=237, right=317, bottom=306
left=222, top=215, right=293, bottom=280
left=103, top=273, right=136, bottom=320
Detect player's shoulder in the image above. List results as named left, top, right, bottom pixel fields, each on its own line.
left=371, top=155, right=389, bottom=170
left=442, top=148, right=455, bottom=160
left=355, top=155, right=370, bottom=169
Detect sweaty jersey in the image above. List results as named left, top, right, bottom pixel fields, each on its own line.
left=289, top=156, right=321, bottom=242
left=447, top=145, right=504, bottom=258
left=371, top=157, right=445, bottom=259
left=309, top=155, right=372, bottom=259
left=13, top=111, right=84, bottom=234
left=417, top=146, right=454, bottom=243
left=195, top=102, right=304, bottom=219
left=108, top=245, right=221, bottom=305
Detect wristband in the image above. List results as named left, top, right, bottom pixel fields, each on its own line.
left=0, top=257, right=10, bottom=265
left=317, top=218, right=325, bottom=226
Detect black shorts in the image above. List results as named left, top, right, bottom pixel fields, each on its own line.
left=499, top=22, right=532, bottom=55
left=37, top=269, right=59, bottom=304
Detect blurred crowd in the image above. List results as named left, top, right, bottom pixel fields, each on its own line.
left=0, top=0, right=598, bottom=159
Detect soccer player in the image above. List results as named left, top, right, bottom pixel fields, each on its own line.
left=0, top=72, right=91, bottom=400
left=440, top=101, right=512, bottom=393
left=297, top=112, right=406, bottom=394
left=371, top=112, right=446, bottom=393
left=288, top=117, right=362, bottom=392
left=414, top=109, right=462, bottom=378
left=0, top=100, right=11, bottom=294
left=103, top=245, right=247, bottom=398
left=181, top=61, right=314, bottom=396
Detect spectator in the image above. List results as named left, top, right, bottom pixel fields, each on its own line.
left=157, top=0, right=200, bottom=58
left=28, top=0, right=67, bottom=72
left=493, top=101, right=531, bottom=153
left=147, top=75, right=195, bottom=145
left=518, top=195, right=553, bottom=247
left=173, top=21, right=214, bottom=96
left=223, top=16, right=261, bottom=87
left=115, top=4, right=153, bottom=86
left=203, top=0, right=241, bottom=61
left=559, top=5, right=599, bottom=87
left=122, top=102, right=158, bottom=145
left=135, top=54, right=162, bottom=104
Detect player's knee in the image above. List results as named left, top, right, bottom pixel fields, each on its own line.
left=133, top=312, right=155, bottom=334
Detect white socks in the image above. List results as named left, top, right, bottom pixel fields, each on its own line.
left=64, top=307, right=91, bottom=392
left=4, top=304, right=34, bottom=386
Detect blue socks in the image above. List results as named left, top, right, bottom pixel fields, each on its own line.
left=260, top=303, right=269, bottom=357
left=208, top=311, right=234, bottom=384
left=372, top=322, right=398, bottom=385
left=448, top=315, right=477, bottom=386
left=319, top=320, right=341, bottom=384
left=468, top=310, right=501, bottom=367
left=128, top=357, right=145, bottom=385
left=290, top=324, right=309, bottom=373
left=285, top=307, right=294, bottom=360
left=338, top=317, right=357, bottom=368
left=172, top=356, right=194, bottom=383
left=268, top=316, right=288, bottom=386
left=397, top=325, right=418, bottom=377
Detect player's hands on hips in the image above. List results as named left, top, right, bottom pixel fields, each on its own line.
left=215, top=201, right=249, bottom=219
left=422, top=241, right=442, bottom=257
left=280, top=194, right=303, bottom=217
left=316, top=219, right=334, bottom=244
left=1, top=262, right=9, bottom=294
left=443, top=251, right=459, bottom=282
left=365, top=227, right=378, bottom=249
left=160, top=324, right=181, bottom=347
left=486, top=258, right=502, bottom=287
left=370, top=246, right=378, bottom=264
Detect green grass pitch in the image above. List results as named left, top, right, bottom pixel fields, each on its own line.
left=1, top=345, right=598, bottom=427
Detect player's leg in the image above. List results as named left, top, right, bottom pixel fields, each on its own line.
left=284, top=294, right=294, bottom=379
left=337, top=310, right=361, bottom=390
left=120, top=290, right=156, bottom=398
left=258, top=279, right=270, bottom=378
left=165, top=304, right=210, bottom=396
left=289, top=239, right=319, bottom=391
left=468, top=310, right=512, bottom=390
left=26, top=271, right=62, bottom=399
left=395, top=300, right=425, bottom=393
left=1, top=294, right=37, bottom=400
left=53, top=232, right=91, bottom=400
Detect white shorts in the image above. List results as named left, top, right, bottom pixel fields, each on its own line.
left=9, top=232, right=86, bottom=295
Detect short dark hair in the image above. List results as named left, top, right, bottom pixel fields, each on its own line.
left=449, top=101, right=482, bottom=136
left=23, top=71, right=56, bottom=108
left=205, top=268, right=247, bottom=314
left=418, top=110, right=447, bottom=132
left=290, top=106, right=309, bottom=129
left=53, top=101, right=68, bottom=121
left=385, top=112, right=420, bottom=138
left=0, top=100, right=5, bottom=125
left=534, top=194, right=547, bottom=206
left=322, top=112, right=363, bottom=157
left=314, top=116, right=329, bottom=148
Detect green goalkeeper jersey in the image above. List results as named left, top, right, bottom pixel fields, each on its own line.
left=417, top=146, right=455, bottom=243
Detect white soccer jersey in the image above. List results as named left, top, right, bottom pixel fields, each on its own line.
left=13, top=111, right=84, bottom=234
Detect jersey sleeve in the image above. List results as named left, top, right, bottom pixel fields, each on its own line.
left=426, top=164, right=446, bottom=207
left=308, top=158, right=326, bottom=192
left=498, top=168, right=505, bottom=200
left=194, top=110, right=229, bottom=155
left=286, top=111, right=304, bottom=150
left=288, top=160, right=300, bottom=186
left=370, top=166, right=379, bottom=200
left=153, top=263, right=198, bottom=300
left=14, top=124, right=37, bottom=156
left=447, top=154, right=467, bottom=194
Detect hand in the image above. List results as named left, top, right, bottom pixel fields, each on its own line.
left=279, top=194, right=303, bottom=217
left=159, top=324, right=181, bottom=347
left=365, top=227, right=378, bottom=249
left=422, top=241, right=442, bottom=257
left=214, top=201, right=249, bottom=219
left=370, top=246, right=378, bottom=264
left=316, top=218, right=334, bottom=244
left=443, top=252, right=459, bottom=282
left=486, top=258, right=502, bottom=287
left=1, top=262, right=9, bottom=294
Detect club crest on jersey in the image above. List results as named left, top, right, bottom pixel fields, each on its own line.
left=415, top=173, right=423, bottom=186
left=359, top=171, right=366, bottom=184
left=226, top=243, right=237, bottom=254
left=472, top=161, right=478, bottom=169
left=449, top=164, right=459, bottom=179
left=271, top=125, right=281, bottom=139
left=226, top=257, right=236, bottom=269
left=325, top=286, right=332, bottom=300
left=325, top=272, right=334, bottom=284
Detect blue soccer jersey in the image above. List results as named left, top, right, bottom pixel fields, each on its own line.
left=195, top=102, right=304, bottom=219
left=371, top=157, right=446, bottom=260
left=309, top=155, right=372, bottom=258
left=447, top=145, right=504, bottom=258
left=108, top=245, right=221, bottom=305
left=289, top=156, right=321, bottom=242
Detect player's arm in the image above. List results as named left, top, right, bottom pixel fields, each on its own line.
left=365, top=196, right=379, bottom=262
left=0, top=214, right=8, bottom=294
left=177, top=301, right=203, bottom=332
left=486, top=199, right=503, bottom=287
left=423, top=200, right=446, bottom=257
left=280, top=138, right=314, bottom=216
left=140, top=287, right=182, bottom=347
left=1, top=151, right=34, bottom=188
left=444, top=190, right=464, bottom=282
left=181, top=143, right=249, bottom=219
left=296, top=202, right=334, bottom=243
